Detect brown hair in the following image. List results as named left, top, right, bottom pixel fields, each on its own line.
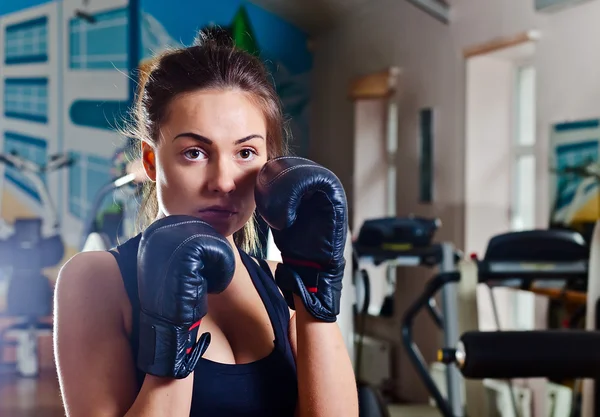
left=125, top=28, right=289, bottom=254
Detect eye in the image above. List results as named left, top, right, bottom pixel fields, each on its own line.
left=238, top=148, right=257, bottom=160
left=183, top=148, right=205, bottom=161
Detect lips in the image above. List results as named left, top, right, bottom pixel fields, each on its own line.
left=197, top=205, right=238, bottom=223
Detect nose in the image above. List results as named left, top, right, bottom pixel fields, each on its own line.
left=206, top=156, right=236, bottom=194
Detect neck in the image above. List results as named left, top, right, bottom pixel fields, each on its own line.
left=226, top=234, right=243, bottom=275
left=226, top=234, right=236, bottom=247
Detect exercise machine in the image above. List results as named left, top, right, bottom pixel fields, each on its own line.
left=80, top=153, right=145, bottom=252
left=0, top=150, right=74, bottom=377
left=79, top=172, right=139, bottom=251
left=0, top=151, right=74, bottom=237
left=402, top=228, right=592, bottom=416
left=443, top=330, right=600, bottom=417
left=354, top=215, right=464, bottom=415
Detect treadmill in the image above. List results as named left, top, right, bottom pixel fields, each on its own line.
left=354, top=216, right=464, bottom=415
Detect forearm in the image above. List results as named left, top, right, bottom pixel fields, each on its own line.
left=294, top=295, right=358, bottom=417
left=125, top=374, right=194, bottom=417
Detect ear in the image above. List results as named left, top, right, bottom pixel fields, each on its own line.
left=141, top=142, right=157, bottom=182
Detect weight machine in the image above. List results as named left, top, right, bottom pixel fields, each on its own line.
left=0, top=150, right=74, bottom=377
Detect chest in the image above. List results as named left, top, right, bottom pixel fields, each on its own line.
left=200, top=268, right=280, bottom=365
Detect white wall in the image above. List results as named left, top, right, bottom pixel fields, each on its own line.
left=352, top=99, right=392, bottom=314
left=310, top=0, right=600, bottom=404
left=465, top=55, right=513, bottom=257
left=311, top=0, right=461, bottom=402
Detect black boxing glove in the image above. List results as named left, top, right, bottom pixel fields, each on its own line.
left=137, top=215, right=235, bottom=378
left=255, top=156, right=348, bottom=323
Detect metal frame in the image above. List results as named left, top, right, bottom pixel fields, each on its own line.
left=397, top=242, right=465, bottom=417
left=439, top=242, right=464, bottom=417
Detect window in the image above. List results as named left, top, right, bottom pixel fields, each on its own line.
left=3, top=131, right=47, bottom=201
left=68, top=152, right=113, bottom=219
left=69, top=8, right=128, bottom=70
left=4, top=78, right=49, bottom=123
left=509, top=64, right=538, bottom=331
left=511, top=65, right=536, bottom=231
left=5, top=16, right=48, bottom=65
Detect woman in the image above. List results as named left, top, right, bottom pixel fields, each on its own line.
left=53, top=29, right=358, bottom=416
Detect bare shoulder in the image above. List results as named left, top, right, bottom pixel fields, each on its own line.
left=57, top=250, right=120, bottom=281
left=56, top=251, right=124, bottom=303
left=264, top=259, right=279, bottom=278
left=54, top=251, right=138, bottom=416
left=54, top=251, right=130, bottom=331
left=247, top=256, right=279, bottom=278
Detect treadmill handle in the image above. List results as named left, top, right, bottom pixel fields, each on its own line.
left=401, top=271, right=461, bottom=417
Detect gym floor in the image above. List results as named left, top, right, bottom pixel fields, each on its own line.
left=0, top=372, right=443, bottom=417
left=0, top=321, right=441, bottom=417
left=0, top=370, right=63, bottom=417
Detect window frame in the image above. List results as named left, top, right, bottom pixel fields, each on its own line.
left=510, top=60, right=537, bottom=232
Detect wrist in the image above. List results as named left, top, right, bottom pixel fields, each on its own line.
left=138, top=310, right=204, bottom=378
left=293, top=295, right=334, bottom=325
left=276, top=264, right=341, bottom=323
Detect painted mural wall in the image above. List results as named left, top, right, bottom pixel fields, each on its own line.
left=549, top=119, right=600, bottom=239
left=0, top=0, right=312, bottom=277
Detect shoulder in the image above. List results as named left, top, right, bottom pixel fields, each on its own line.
left=56, top=251, right=122, bottom=291
left=53, top=252, right=139, bottom=415
left=264, top=259, right=279, bottom=278
left=247, top=253, right=279, bottom=279
left=54, top=251, right=131, bottom=331
left=256, top=258, right=297, bottom=321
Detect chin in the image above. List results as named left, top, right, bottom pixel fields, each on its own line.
left=193, top=213, right=245, bottom=239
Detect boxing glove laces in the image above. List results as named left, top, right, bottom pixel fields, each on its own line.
left=137, top=215, right=235, bottom=378
left=255, top=157, right=348, bottom=323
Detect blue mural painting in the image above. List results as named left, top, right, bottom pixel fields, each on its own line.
left=3, top=131, right=48, bottom=202
left=69, top=7, right=129, bottom=70
left=139, top=0, right=312, bottom=156
left=0, top=0, right=312, bottom=249
left=5, top=16, right=49, bottom=65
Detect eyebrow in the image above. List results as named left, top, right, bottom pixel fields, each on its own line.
left=173, top=132, right=264, bottom=145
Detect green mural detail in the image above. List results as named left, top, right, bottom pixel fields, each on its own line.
left=230, top=6, right=259, bottom=56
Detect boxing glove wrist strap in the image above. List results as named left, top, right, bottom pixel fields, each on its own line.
left=138, top=310, right=210, bottom=379
left=275, top=263, right=340, bottom=323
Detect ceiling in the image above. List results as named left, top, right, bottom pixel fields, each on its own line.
left=249, top=0, right=451, bottom=35
left=248, top=0, right=374, bottom=35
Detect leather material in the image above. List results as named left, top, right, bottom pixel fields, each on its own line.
left=254, top=156, right=348, bottom=322
left=137, top=215, right=235, bottom=378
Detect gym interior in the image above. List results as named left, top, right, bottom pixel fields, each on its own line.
left=0, top=0, right=599, bottom=416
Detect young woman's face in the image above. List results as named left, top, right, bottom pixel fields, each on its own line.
left=143, top=88, right=268, bottom=238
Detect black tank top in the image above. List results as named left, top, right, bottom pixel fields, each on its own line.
left=109, top=234, right=298, bottom=416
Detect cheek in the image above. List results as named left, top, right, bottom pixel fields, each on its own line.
left=156, top=150, right=192, bottom=186
left=242, top=161, right=264, bottom=190
left=154, top=155, right=199, bottom=211
left=236, top=163, right=264, bottom=210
